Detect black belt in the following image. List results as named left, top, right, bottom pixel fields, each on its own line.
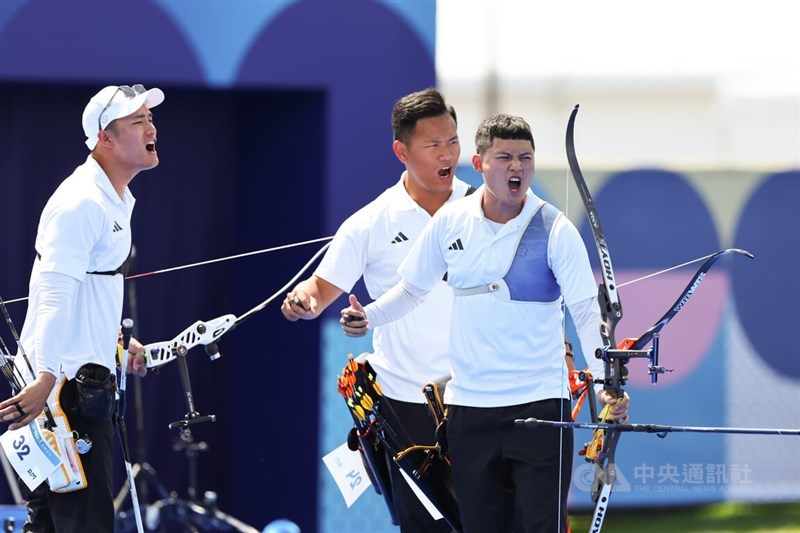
left=36, top=246, right=132, bottom=277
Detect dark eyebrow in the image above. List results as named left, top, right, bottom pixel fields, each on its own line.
left=424, top=135, right=457, bottom=144
left=498, top=149, right=533, bottom=156
left=130, top=111, right=153, bottom=121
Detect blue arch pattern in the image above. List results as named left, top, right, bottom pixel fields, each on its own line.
left=235, top=0, right=437, bottom=231
left=732, top=170, right=800, bottom=379
left=578, top=169, right=720, bottom=268
left=0, top=0, right=434, bottom=88
left=0, top=1, right=204, bottom=83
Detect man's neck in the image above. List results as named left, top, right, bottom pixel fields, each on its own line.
left=403, top=172, right=452, bottom=216
left=92, top=153, right=132, bottom=200
left=481, top=192, right=525, bottom=224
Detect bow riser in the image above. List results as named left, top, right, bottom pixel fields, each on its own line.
left=143, top=314, right=237, bottom=368
left=137, top=240, right=332, bottom=370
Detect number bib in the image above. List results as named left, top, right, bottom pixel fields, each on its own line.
left=0, top=422, right=61, bottom=491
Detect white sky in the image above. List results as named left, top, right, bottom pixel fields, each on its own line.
left=437, top=0, right=800, bottom=98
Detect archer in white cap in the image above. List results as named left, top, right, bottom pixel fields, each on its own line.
left=0, top=84, right=164, bottom=532
left=82, top=84, right=165, bottom=196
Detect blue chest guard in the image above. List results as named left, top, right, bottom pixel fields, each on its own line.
left=504, top=202, right=561, bottom=302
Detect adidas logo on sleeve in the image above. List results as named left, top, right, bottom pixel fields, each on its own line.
left=447, top=238, right=464, bottom=251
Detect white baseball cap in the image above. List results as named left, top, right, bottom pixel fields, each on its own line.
left=82, top=84, right=165, bottom=150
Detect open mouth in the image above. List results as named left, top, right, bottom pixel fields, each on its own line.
left=437, top=166, right=452, bottom=178
left=509, top=176, right=521, bottom=192
left=146, top=142, right=156, bottom=153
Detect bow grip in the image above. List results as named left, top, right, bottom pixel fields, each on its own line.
left=143, top=314, right=237, bottom=368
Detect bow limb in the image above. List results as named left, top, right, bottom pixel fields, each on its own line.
left=618, top=250, right=746, bottom=289
left=566, top=104, right=627, bottom=392
left=566, top=104, right=624, bottom=532
left=143, top=240, right=332, bottom=368
left=234, top=241, right=331, bottom=325
left=566, top=105, right=622, bottom=352
left=619, top=248, right=754, bottom=352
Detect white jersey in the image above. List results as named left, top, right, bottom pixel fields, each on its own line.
left=315, top=174, right=472, bottom=402
left=19, top=155, right=134, bottom=379
left=398, top=186, right=603, bottom=407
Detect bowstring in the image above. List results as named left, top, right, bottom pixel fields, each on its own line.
left=235, top=240, right=332, bottom=325
left=1, top=236, right=334, bottom=304
left=557, top=165, right=573, bottom=531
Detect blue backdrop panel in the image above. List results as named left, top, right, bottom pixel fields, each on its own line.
left=0, top=1, right=204, bottom=84
left=236, top=0, right=437, bottom=234
left=732, top=170, right=800, bottom=379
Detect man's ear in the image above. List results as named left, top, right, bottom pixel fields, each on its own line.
left=97, top=131, right=113, bottom=148
left=472, top=153, right=483, bottom=173
left=392, top=140, right=408, bottom=164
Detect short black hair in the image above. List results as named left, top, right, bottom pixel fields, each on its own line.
left=391, top=88, right=457, bottom=144
left=474, top=114, right=535, bottom=155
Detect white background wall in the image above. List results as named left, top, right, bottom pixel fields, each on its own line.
left=436, top=0, right=800, bottom=170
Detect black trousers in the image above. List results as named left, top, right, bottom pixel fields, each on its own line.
left=21, top=377, right=115, bottom=533
left=379, top=396, right=453, bottom=533
left=447, top=399, right=573, bottom=533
